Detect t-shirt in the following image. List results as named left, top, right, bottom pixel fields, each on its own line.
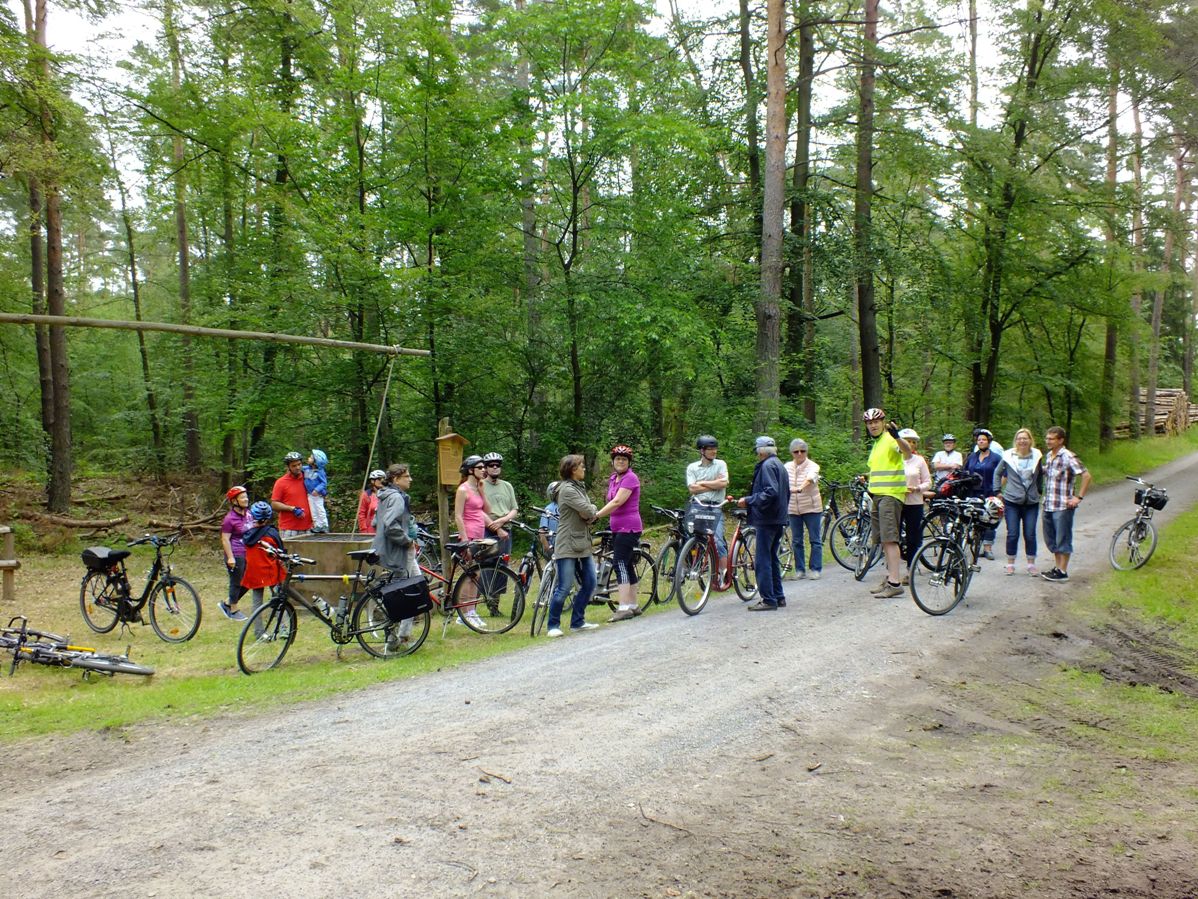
left=867, top=433, right=906, bottom=499
left=483, top=479, right=518, bottom=519
left=686, top=457, right=728, bottom=505
left=221, top=508, right=252, bottom=557
left=607, top=470, right=642, bottom=532
left=272, top=474, right=311, bottom=532
left=930, top=450, right=963, bottom=483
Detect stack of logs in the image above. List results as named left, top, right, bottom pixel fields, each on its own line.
left=1112, top=388, right=1198, bottom=438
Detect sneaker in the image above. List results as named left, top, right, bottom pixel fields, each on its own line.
left=869, top=576, right=890, bottom=594
left=228, top=607, right=247, bottom=621
left=1005, top=564, right=1015, bottom=576
left=546, top=627, right=564, bottom=638
left=808, top=571, right=821, bottom=581
left=608, top=609, right=637, bottom=622
left=219, top=601, right=235, bottom=620
left=747, top=600, right=778, bottom=611
left=982, top=550, right=995, bottom=561
left=777, top=599, right=787, bottom=607
left=1041, top=568, right=1068, bottom=581
left=574, top=622, right=600, bottom=631
left=1027, top=564, right=1039, bottom=577
left=878, top=582, right=905, bottom=599
left=795, top=570, right=807, bottom=580
left=900, top=574, right=909, bottom=586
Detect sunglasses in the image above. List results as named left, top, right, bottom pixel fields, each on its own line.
left=486, top=462, right=502, bottom=467
left=792, top=449, right=807, bottom=454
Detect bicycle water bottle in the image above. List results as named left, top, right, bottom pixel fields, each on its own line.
left=314, top=596, right=333, bottom=618
left=335, top=596, right=349, bottom=625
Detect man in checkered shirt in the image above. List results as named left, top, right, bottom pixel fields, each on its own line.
left=1040, top=426, right=1092, bottom=582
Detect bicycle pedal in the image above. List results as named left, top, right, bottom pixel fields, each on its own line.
left=970, top=565, right=980, bottom=572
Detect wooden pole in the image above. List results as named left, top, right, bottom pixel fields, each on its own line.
left=0, top=526, right=19, bottom=603
left=0, top=312, right=430, bottom=357
left=437, top=418, right=453, bottom=577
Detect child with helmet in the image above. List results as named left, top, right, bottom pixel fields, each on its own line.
left=219, top=485, right=252, bottom=620
left=304, top=449, right=330, bottom=534
left=241, top=501, right=287, bottom=636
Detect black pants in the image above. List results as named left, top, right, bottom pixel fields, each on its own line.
left=901, top=503, right=924, bottom=563
left=227, top=556, right=248, bottom=606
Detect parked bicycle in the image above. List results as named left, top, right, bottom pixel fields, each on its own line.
left=908, top=495, right=1002, bottom=615
left=237, top=546, right=432, bottom=674
left=1109, top=477, right=1168, bottom=570
left=3, top=616, right=154, bottom=678
left=79, top=531, right=201, bottom=643
left=651, top=505, right=688, bottom=605
left=673, top=500, right=758, bottom=615
left=510, top=519, right=552, bottom=593
left=827, top=476, right=871, bottom=571
left=417, top=537, right=526, bottom=635
left=415, top=522, right=442, bottom=574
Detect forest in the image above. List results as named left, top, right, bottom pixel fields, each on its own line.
left=3, top=0, right=1198, bottom=514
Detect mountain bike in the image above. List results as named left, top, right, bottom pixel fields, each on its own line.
left=237, top=547, right=432, bottom=674
left=3, top=616, right=154, bottom=678
left=79, top=531, right=202, bottom=643
left=908, top=496, right=996, bottom=615
left=673, top=501, right=758, bottom=615
left=417, top=537, right=526, bottom=635
left=1109, top=476, right=1168, bottom=570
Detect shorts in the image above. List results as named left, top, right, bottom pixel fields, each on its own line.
left=611, top=532, right=641, bottom=585
left=870, top=495, right=903, bottom=545
left=1042, top=508, right=1075, bottom=555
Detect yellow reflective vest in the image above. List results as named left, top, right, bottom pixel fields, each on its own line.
left=868, top=432, right=906, bottom=499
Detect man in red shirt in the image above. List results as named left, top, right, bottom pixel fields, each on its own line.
left=271, top=451, right=312, bottom=538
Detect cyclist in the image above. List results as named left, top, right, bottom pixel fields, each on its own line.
left=964, top=429, right=1002, bottom=560
left=686, top=435, right=729, bottom=565
left=738, top=436, right=790, bottom=610
left=863, top=408, right=913, bottom=599
left=481, top=452, right=519, bottom=557
left=546, top=455, right=600, bottom=637
left=219, top=485, right=251, bottom=620
left=453, top=455, right=494, bottom=628
left=931, top=434, right=962, bottom=488
left=271, top=451, right=311, bottom=539
left=539, top=482, right=560, bottom=555
left=303, top=449, right=330, bottom=533
left=242, top=501, right=286, bottom=636
left=370, top=463, right=418, bottom=645
left=595, top=444, right=643, bottom=622
left=356, top=469, right=387, bottom=535
left=785, top=438, right=822, bottom=580
left=899, top=428, right=932, bottom=574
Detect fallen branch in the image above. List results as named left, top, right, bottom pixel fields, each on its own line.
left=77, top=492, right=127, bottom=506
left=24, top=511, right=128, bottom=529
left=477, top=767, right=512, bottom=784
left=147, top=516, right=221, bottom=531
left=638, top=803, right=693, bottom=835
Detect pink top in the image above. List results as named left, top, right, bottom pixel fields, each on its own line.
left=904, top=455, right=932, bottom=505
left=784, top=458, right=822, bottom=515
left=460, top=484, right=488, bottom=539
left=607, top=470, right=642, bottom=532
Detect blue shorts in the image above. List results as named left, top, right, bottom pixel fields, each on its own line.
left=1042, top=508, right=1076, bottom=555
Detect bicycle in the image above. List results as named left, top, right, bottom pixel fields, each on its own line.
left=237, top=547, right=432, bottom=674
left=650, top=505, right=688, bottom=605
left=79, top=531, right=202, bottom=643
left=673, top=500, right=758, bottom=615
left=510, top=518, right=552, bottom=593
left=417, top=537, right=526, bottom=635
left=908, top=496, right=998, bottom=615
left=415, top=522, right=442, bottom=574
left=1109, top=477, right=1168, bottom=570
left=827, top=476, right=871, bottom=571
left=3, top=616, right=154, bottom=677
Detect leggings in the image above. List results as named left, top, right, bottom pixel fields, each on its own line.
left=611, top=532, right=641, bottom=585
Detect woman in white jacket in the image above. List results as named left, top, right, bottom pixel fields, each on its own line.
left=784, top=439, right=823, bottom=579
left=993, top=428, right=1044, bottom=576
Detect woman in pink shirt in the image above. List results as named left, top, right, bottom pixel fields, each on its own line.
left=900, top=429, right=932, bottom=572
left=594, top=444, right=642, bottom=622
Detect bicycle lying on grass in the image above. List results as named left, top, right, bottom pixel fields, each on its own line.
left=79, top=531, right=202, bottom=643
left=1109, top=477, right=1168, bottom=571
left=2, top=616, right=154, bottom=678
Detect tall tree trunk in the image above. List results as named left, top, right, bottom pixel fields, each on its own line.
left=164, top=0, right=201, bottom=467
left=1098, top=56, right=1118, bottom=451
left=738, top=0, right=763, bottom=244
left=783, top=0, right=814, bottom=418
left=968, top=0, right=978, bottom=129
left=1128, top=96, right=1144, bottom=438
left=754, top=0, right=785, bottom=431
left=1145, top=144, right=1184, bottom=434
left=855, top=0, right=882, bottom=409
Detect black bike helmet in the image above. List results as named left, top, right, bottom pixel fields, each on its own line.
left=460, top=454, right=484, bottom=475
left=695, top=435, right=718, bottom=450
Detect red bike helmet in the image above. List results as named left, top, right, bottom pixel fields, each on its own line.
left=610, top=444, right=634, bottom=460
left=226, top=485, right=247, bottom=503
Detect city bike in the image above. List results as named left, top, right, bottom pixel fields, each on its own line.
left=673, top=500, right=758, bottom=615
left=3, top=616, right=154, bottom=678
left=1109, top=477, right=1168, bottom=570
left=908, top=496, right=998, bottom=616
left=417, top=537, right=526, bottom=635
left=651, top=505, right=688, bottom=605
left=79, top=531, right=201, bottom=643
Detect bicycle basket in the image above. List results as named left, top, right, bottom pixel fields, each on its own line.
left=1135, top=487, right=1168, bottom=511
left=936, top=470, right=981, bottom=499
left=377, top=575, right=433, bottom=621
left=81, top=546, right=130, bottom=571
left=685, top=506, right=720, bottom=536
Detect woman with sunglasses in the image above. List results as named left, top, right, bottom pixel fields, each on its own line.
left=784, top=439, right=823, bottom=580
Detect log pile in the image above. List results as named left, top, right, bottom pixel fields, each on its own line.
left=1112, top=388, right=1198, bottom=438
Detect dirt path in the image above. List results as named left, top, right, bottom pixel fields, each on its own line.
left=6, top=455, right=1198, bottom=897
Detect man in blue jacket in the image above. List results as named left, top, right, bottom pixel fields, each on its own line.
left=738, top=435, right=791, bottom=610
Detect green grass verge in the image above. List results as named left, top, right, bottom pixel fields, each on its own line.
left=1084, top=426, right=1198, bottom=484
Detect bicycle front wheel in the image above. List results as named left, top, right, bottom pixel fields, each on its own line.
left=69, top=653, right=155, bottom=677
left=675, top=538, right=712, bottom=615
left=453, top=563, right=525, bottom=634
left=732, top=530, right=758, bottom=602
left=79, top=571, right=121, bottom=634
left=353, top=593, right=429, bottom=658
left=910, top=539, right=968, bottom=615
left=149, top=577, right=202, bottom=643
left=828, top=513, right=864, bottom=571
left=1109, top=518, right=1157, bottom=570
left=530, top=564, right=556, bottom=636
left=655, top=540, right=681, bottom=605
left=237, top=600, right=297, bottom=674
left=776, top=538, right=793, bottom=577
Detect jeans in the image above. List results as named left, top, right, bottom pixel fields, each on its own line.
left=1004, top=502, right=1038, bottom=559
left=788, top=512, right=822, bottom=572
left=549, top=556, right=596, bottom=630
left=1042, top=508, right=1076, bottom=555
left=754, top=525, right=785, bottom=605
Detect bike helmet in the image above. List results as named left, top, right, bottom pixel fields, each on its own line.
left=942, top=433, right=956, bottom=442
left=225, top=485, right=247, bottom=503
left=546, top=480, right=560, bottom=500
left=982, top=495, right=1004, bottom=521
left=460, top=454, right=484, bottom=475
left=898, top=428, right=919, bottom=441
left=481, top=452, right=503, bottom=464
left=369, top=469, right=386, bottom=481
left=283, top=451, right=303, bottom=463
left=862, top=408, right=886, bottom=422
left=250, top=501, right=274, bottom=521
left=975, top=428, right=994, bottom=440
left=695, top=435, right=718, bottom=450
left=610, top=444, right=634, bottom=460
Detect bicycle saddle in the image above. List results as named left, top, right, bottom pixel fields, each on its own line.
left=731, top=509, right=748, bottom=520
left=346, top=549, right=378, bottom=563
left=592, top=529, right=613, bottom=539
left=81, top=546, right=131, bottom=569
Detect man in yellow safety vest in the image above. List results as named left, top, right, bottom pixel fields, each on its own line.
left=862, top=408, right=913, bottom=598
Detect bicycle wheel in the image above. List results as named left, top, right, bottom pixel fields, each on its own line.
left=910, top=539, right=968, bottom=615
left=655, top=540, right=681, bottom=605
left=828, top=513, right=864, bottom=571
left=921, top=508, right=951, bottom=543
left=675, top=537, right=712, bottom=615
left=776, top=538, right=793, bottom=576
left=68, top=653, right=155, bottom=677
left=353, top=593, right=429, bottom=658
left=452, top=563, right=525, bottom=634
left=530, top=564, right=556, bottom=636
left=1109, top=518, right=1157, bottom=570
left=237, top=600, right=297, bottom=674
left=148, top=577, right=202, bottom=643
left=609, top=548, right=657, bottom=613
left=733, top=530, right=759, bottom=602
left=854, top=537, right=881, bottom=582
left=79, top=571, right=121, bottom=634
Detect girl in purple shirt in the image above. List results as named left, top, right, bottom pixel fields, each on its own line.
left=594, top=444, right=642, bottom=622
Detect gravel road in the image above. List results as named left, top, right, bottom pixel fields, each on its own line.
left=6, top=452, right=1198, bottom=898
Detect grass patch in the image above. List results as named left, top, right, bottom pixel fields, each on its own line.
left=1083, top=427, right=1198, bottom=484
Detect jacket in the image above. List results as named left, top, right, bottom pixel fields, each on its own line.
left=744, top=454, right=790, bottom=527
left=303, top=450, right=328, bottom=497
left=964, top=449, right=1001, bottom=499
left=357, top=488, right=380, bottom=534
left=552, top=479, right=598, bottom=559
left=784, top=458, right=821, bottom=515
left=371, top=485, right=414, bottom=572
left=993, top=447, right=1044, bottom=505
left=241, top=524, right=286, bottom=589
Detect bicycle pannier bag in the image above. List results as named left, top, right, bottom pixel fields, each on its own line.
left=1135, top=488, right=1168, bottom=511
left=82, top=546, right=128, bottom=571
left=378, top=575, right=433, bottom=621
left=936, top=470, right=981, bottom=499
